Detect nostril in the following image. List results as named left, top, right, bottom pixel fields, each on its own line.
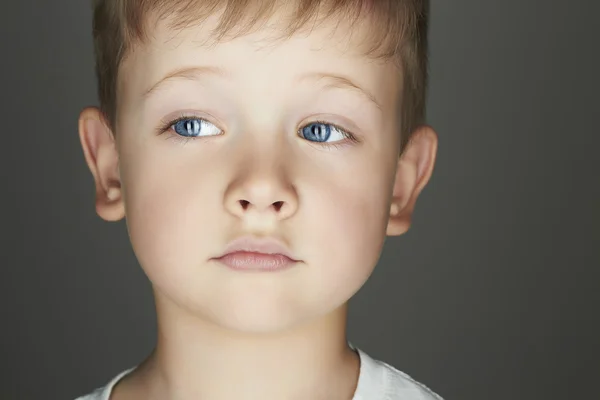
left=272, top=201, right=284, bottom=212
left=239, top=200, right=250, bottom=210
left=237, top=200, right=285, bottom=212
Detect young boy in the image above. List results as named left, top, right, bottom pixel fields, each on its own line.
left=76, top=0, right=440, bottom=398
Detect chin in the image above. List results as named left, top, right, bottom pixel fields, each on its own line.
left=202, top=291, right=351, bottom=336
left=205, top=298, right=314, bottom=335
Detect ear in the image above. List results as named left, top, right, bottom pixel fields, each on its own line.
left=386, top=125, right=438, bottom=236
left=78, top=107, right=125, bottom=222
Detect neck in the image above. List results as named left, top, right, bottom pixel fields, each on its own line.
left=136, top=293, right=360, bottom=400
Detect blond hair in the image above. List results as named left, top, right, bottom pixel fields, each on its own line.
left=92, top=0, right=429, bottom=149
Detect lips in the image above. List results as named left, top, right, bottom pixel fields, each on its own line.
left=213, top=236, right=300, bottom=271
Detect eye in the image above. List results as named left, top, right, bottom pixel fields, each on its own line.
left=299, top=122, right=347, bottom=143
left=172, top=118, right=222, bottom=138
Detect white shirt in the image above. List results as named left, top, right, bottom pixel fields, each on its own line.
left=75, top=347, right=442, bottom=400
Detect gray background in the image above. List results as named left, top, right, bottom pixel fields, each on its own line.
left=1, top=0, right=598, bottom=399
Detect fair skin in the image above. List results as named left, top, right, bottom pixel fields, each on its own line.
left=79, top=9, right=437, bottom=400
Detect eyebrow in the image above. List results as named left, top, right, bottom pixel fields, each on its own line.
left=143, top=66, right=228, bottom=98
left=143, top=67, right=382, bottom=110
left=297, top=72, right=382, bottom=111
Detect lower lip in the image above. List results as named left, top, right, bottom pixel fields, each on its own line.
left=215, top=252, right=297, bottom=271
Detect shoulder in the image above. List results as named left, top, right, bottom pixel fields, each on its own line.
left=354, top=347, right=443, bottom=400
left=74, top=368, right=135, bottom=400
left=74, top=387, right=107, bottom=400
left=377, top=359, right=443, bottom=400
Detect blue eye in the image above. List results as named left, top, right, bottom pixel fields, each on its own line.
left=300, top=122, right=346, bottom=143
left=172, top=118, right=221, bottom=137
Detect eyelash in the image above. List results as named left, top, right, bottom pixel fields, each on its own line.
left=156, top=115, right=215, bottom=145
left=307, top=120, right=359, bottom=148
left=157, top=115, right=209, bottom=135
left=157, top=115, right=360, bottom=147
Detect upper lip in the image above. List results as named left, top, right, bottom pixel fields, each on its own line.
left=216, top=236, right=299, bottom=260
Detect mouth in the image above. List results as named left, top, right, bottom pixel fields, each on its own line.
left=212, top=236, right=300, bottom=272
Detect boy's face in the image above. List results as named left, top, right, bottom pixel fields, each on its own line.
left=80, top=11, right=437, bottom=333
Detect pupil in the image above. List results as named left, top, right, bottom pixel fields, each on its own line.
left=314, top=125, right=322, bottom=138
left=185, top=120, right=199, bottom=135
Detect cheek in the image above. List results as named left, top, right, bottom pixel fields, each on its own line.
left=119, top=149, right=224, bottom=283
left=298, top=165, right=394, bottom=305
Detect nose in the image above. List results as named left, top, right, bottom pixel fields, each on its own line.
left=224, top=161, right=298, bottom=222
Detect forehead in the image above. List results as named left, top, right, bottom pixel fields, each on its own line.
left=118, top=9, right=401, bottom=110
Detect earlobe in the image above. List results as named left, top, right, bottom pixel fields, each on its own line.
left=390, top=202, right=401, bottom=218
left=386, top=200, right=410, bottom=236
left=78, top=107, right=125, bottom=222
left=386, top=126, right=438, bottom=236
